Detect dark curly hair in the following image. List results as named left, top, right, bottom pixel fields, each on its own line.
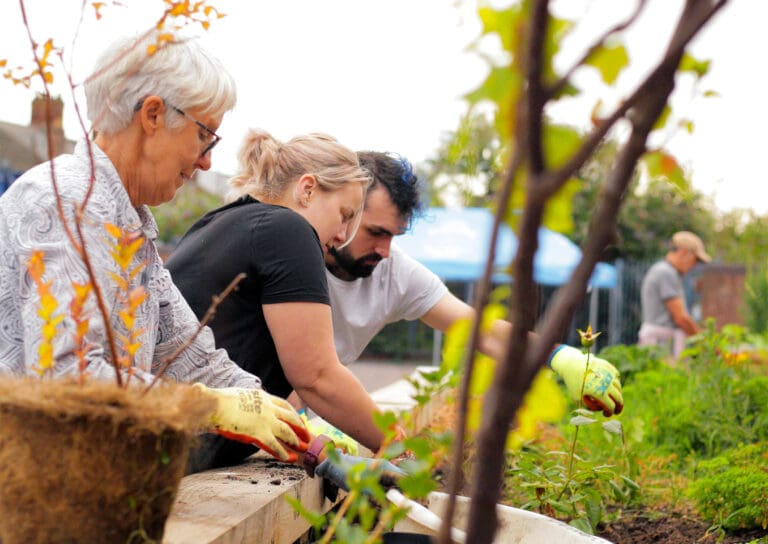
left=356, top=151, right=424, bottom=229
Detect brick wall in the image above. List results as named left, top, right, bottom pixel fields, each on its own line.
left=698, top=264, right=746, bottom=329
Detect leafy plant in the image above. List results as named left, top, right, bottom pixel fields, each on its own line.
left=688, top=443, right=768, bottom=531
left=150, top=183, right=223, bottom=244
left=595, top=343, right=667, bottom=386
left=744, top=264, right=768, bottom=335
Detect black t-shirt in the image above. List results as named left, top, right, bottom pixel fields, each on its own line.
left=166, top=196, right=330, bottom=399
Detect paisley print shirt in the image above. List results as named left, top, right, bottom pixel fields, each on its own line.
left=0, top=140, right=260, bottom=389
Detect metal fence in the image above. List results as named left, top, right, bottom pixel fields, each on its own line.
left=364, top=258, right=706, bottom=361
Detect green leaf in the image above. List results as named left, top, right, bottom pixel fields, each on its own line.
left=476, top=4, right=521, bottom=52
left=620, top=475, right=641, bottom=490
left=608, top=479, right=627, bottom=501
left=284, top=495, right=327, bottom=530
left=373, top=410, right=397, bottom=432
left=585, top=43, right=629, bottom=85
left=642, top=150, right=688, bottom=192
left=652, top=104, right=671, bottom=131
left=542, top=124, right=581, bottom=169
left=679, top=52, right=711, bottom=78
left=570, top=415, right=597, bottom=426
left=679, top=118, right=695, bottom=134
left=569, top=516, right=595, bottom=535
left=601, top=419, right=623, bottom=435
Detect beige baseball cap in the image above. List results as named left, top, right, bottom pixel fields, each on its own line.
left=672, top=231, right=711, bottom=263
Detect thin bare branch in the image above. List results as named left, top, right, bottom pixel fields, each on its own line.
left=543, top=0, right=727, bottom=196
left=547, top=0, right=648, bottom=99
left=525, top=0, right=550, bottom=175
left=144, top=273, right=247, bottom=393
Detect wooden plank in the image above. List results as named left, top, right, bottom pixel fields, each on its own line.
left=164, top=455, right=336, bottom=544
left=163, top=369, right=448, bottom=543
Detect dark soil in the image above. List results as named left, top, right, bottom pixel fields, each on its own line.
left=597, top=512, right=768, bottom=544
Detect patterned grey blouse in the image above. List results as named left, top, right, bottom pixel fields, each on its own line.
left=0, top=140, right=260, bottom=389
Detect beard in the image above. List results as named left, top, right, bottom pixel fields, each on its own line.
left=328, top=247, right=383, bottom=278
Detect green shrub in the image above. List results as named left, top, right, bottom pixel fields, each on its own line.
left=745, top=264, right=768, bottom=335
left=150, top=183, right=223, bottom=244
left=688, top=443, right=768, bottom=531
left=615, top=325, right=768, bottom=460
left=596, top=343, right=666, bottom=385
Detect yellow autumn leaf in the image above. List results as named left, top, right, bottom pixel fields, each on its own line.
left=128, top=262, right=147, bottom=281
left=76, top=321, right=89, bottom=337
left=104, top=222, right=122, bottom=239
left=38, top=342, right=53, bottom=364
left=119, top=310, right=135, bottom=331
left=127, top=287, right=147, bottom=310
left=124, top=341, right=142, bottom=357
left=72, top=281, right=92, bottom=300
left=506, top=368, right=566, bottom=450
left=109, top=271, right=128, bottom=291
left=169, top=4, right=187, bottom=16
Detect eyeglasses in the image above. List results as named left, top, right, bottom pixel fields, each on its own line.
left=133, top=99, right=221, bottom=158
left=169, top=105, right=221, bottom=158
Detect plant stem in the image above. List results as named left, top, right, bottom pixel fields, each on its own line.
left=556, top=348, right=592, bottom=503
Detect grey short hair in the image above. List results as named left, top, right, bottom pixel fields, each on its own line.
left=85, top=31, right=236, bottom=135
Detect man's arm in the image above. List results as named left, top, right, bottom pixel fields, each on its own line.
left=419, top=292, right=511, bottom=361
left=665, top=297, right=701, bottom=335
left=419, top=291, right=623, bottom=415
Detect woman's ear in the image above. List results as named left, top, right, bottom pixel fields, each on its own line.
left=295, top=174, right=318, bottom=207
left=138, top=95, right=165, bottom=135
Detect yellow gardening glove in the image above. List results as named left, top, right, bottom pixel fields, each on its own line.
left=299, top=411, right=359, bottom=456
left=548, top=345, right=624, bottom=417
left=193, top=384, right=311, bottom=463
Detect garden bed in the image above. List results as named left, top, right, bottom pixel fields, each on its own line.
left=597, top=512, right=768, bottom=544
left=417, top=333, right=768, bottom=544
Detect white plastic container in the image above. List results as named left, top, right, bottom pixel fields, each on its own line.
left=388, top=489, right=613, bottom=544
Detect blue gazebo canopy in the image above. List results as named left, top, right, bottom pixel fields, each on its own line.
left=395, top=207, right=616, bottom=288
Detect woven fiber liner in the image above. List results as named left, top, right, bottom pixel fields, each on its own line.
left=0, top=377, right=216, bottom=544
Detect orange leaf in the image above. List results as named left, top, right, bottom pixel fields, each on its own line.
left=119, top=310, right=135, bottom=330
left=660, top=153, right=678, bottom=176
left=104, top=222, right=121, bottom=239
left=124, top=341, right=142, bottom=357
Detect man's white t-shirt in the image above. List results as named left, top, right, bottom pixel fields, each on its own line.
left=326, top=244, right=448, bottom=365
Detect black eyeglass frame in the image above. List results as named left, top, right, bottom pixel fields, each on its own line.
left=169, top=105, right=221, bottom=158
left=133, top=99, right=221, bottom=158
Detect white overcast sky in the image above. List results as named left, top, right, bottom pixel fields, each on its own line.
left=1, top=1, right=765, bottom=213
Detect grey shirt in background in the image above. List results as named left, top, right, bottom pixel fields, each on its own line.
left=640, top=260, right=685, bottom=329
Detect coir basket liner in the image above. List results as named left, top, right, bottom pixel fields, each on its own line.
left=0, top=377, right=216, bottom=544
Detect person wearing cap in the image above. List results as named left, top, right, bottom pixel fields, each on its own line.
left=638, top=231, right=712, bottom=358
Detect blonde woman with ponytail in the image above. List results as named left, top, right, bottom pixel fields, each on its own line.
left=167, top=129, right=389, bottom=472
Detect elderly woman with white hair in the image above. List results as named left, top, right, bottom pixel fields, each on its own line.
left=0, top=32, right=309, bottom=465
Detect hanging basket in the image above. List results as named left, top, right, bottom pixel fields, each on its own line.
left=0, top=377, right=216, bottom=544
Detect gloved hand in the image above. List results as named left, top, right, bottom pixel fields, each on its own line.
left=193, top=384, right=311, bottom=462
left=315, top=450, right=407, bottom=493
left=548, top=345, right=624, bottom=416
left=299, top=411, right=359, bottom=455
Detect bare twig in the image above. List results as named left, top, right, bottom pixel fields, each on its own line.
left=144, top=272, right=247, bottom=393
left=547, top=0, right=648, bottom=100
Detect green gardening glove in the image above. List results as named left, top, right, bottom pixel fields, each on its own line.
left=548, top=345, right=624, bottom=416
left=299, top=410, right=359, bottom=456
